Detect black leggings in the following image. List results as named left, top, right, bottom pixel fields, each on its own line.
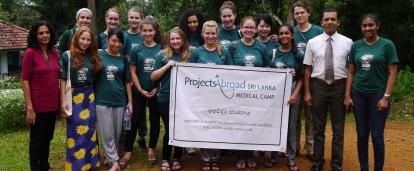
left=124, top=93, right=160, bottom=151
left=158, top=101, right=183, bottom=160
left=29, top=110, right=57, bottom=171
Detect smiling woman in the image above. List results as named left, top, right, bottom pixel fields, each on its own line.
left=97, top=7, right=132, bottom=56
left=21, top=20, right=59, bottom=171
left=345, top=14, right=399, bottom=171
left=218, top=1, right=240, bottom=48
left=59, top=26, right=101, bottom=171
left=121, top=18, right=163, bottom=168
left=58, top=8, right=93, bottom=53
left=151, top=27, right=190, bottom=171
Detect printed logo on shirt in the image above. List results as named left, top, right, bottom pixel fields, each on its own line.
left=131, top=43, right=138, bottom=49
left=106, top=65, right=118, bottom=80
left=220, top=40, right=231, bottom=48
left=297, top=42, right=307, bottom=56
left=274, top=61, right=287, bottom=69
left=77, top=67, right=89, bottom=82
left=143, top=57, right=155, bottom=72
left=361, top=54, right=373, bottom=71
left=244, top=55, right=256, bottom=67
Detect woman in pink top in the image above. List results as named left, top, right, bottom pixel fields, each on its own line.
left=21, top=20, right=59, bottom=171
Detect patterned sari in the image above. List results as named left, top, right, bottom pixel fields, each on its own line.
left=65, top=86, right=100, bottom=171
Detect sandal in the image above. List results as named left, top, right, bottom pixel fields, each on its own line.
left=171, top=159, right=182, bottom=171
left=160, top=160, right=171, bottom=171
left=210, top=160, right=221, bottom=171
left=288, top=162, right=299, bottom=171
left=201, top=161, right=211, bottom=171
left=263, top=159, right=277, bottom=168
left=235, top=160, right=246, bottom=170
left=246, top=159, right=258, bottom=170
left=119, top=157, right=129, bottom=169
left=147, top=150, right=157, bottom=165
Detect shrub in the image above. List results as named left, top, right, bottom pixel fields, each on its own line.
left=0, top=74, right=25, bottom=133
left=0, top=89, right=26, bottom=133
left=393, top=67, right=414, bottom=102
left=0, top=75, right=21, bottom=90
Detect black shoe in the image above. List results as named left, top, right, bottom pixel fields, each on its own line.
left=332, top=166, right=342, bottom=171
left=310, top=161, right=324, bottom=171
left=138, top=138, right=147, bottom=151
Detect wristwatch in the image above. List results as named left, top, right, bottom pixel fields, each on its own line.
left=384, top=93, right=391, bottom=98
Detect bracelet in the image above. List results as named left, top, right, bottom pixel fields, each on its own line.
left=384, top=93, right=391, bottom=98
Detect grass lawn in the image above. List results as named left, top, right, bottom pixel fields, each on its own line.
left=0, top=110, right=412, bottom=170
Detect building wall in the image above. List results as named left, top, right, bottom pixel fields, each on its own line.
left=0, top=51, right=7, bottom=74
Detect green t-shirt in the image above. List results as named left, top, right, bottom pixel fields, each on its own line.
left=58, top=27, right=76, bottom=53
left=153, top=52, right=182, bottom=103
left=188, top=33, right=203, bottom=48
left=293, top=24, right=324, bottom=61
left=348, top=37, right=399, bottom=94
left=98, top=31, right=132, bottom=56
left=95, top=50, right=131, bottom=107
left=218, top=25, right=241, bottom=48
left=227, top=40, right=270, bottom=67
left=129, top=43, right=162, bottom=92
left=257, top=38, right=279, bottom=61
left=60, top=51, right=95, bottom=87
left=189, top=46, right=233, bottom=65
left=270, top=48, right=303, bottom=80
left=124, top=31, right=143, bottom=49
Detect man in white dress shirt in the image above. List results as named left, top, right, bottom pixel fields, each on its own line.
left=303, top=8, right=353, bottom=171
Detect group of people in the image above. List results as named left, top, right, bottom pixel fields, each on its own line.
left=22, top=1, right=398, bottom=171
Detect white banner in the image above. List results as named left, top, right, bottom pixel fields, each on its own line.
left=169, top=63, right=292, bottom=151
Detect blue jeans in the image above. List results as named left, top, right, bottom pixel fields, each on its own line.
left=352, top=90, right=390, bottom=171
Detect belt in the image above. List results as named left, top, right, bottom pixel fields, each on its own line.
left=313, top=78, right=346, bottom=86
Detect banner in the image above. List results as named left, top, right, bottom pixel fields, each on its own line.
left=169, top=63, right=292, bottom=151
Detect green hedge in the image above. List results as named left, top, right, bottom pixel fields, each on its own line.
left=393, top=67, right=414, bottom=102
left=0, top=75, right=26, bottom=133
left=0, top=89, right=26, bottom=133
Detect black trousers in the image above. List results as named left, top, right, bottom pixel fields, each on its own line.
left=311, top=80, right=346, bottom=167
left=29, top=110, right=57, bottom=171
left=124, top=92, right=160, bottom=151
left=158, top=101, right=183, bottom=160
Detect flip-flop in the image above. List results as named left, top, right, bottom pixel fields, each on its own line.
left=235, top=160, right=246, bottom=170
left=147, top=152, right=157, bottom=165
left=210, top=160, right=221, bottom=171
left=160, top=160, right=171, bottom=171
left=171, top=159, right=182, bottom=171
left=263, top=159, right=277, bottom=168
left=201, top=161, right=211, bottom=171
left=288, top=163, right=299, bottom=171
left=119, top=157, right=129, bottom=169
left=247, top=159, right=258, bottom=170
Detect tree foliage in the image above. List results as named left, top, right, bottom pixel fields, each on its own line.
left=1, top=0, right=413, bottom=68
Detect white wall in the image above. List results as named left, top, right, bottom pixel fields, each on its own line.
left=0, top=51, right=8, bottom=74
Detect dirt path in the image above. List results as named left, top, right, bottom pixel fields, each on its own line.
left=51, top=121, right=414, bottom=170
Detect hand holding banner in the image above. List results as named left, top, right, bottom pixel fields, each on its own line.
left=170, top=63, right=292, bottom=151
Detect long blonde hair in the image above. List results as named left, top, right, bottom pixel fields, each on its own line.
left=163, top=27, right=190, bottom=62
left=202, top=20, right=223, bottom=57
